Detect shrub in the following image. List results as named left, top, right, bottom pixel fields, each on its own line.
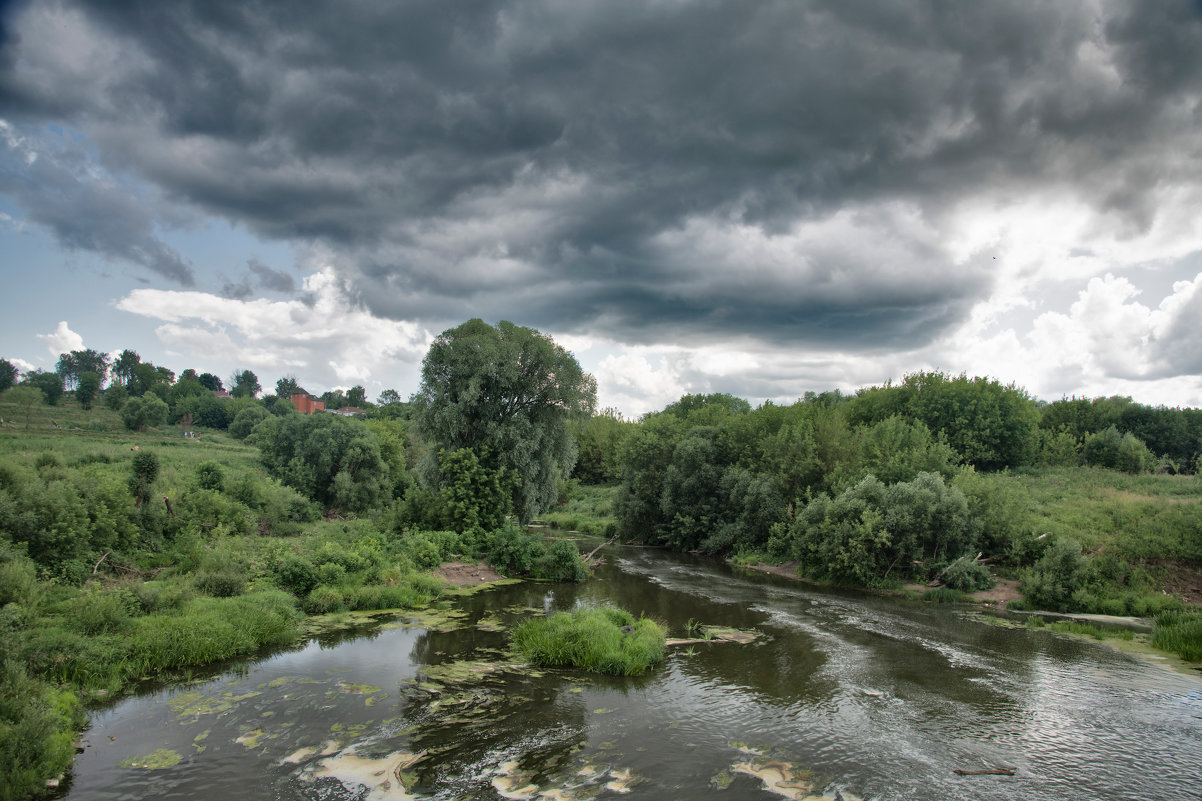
left=194, top=569, right=247, bottom=598
left=196, top=461, right=225, bottom=492
left=304, top=585, right=346, bottom=614
left=273, top=554, right=319, bottom=597
left=1021, top=537, right=1087, bottom=612
left=69, top=587, right=137, bottom=635
left=943, top=559, right=994, bottom=593
left=511, top=606, right=666, bottom=676
left=538, top=539, right=589, bottom=582
left=228, top=405, right=269, bottom=439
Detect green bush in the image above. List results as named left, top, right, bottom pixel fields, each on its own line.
left=196, top=461, right=225, bottom=492
left=943, top=559, right=994, bottom=592
left=538, top=539, right=588, bottom=582
left=1021, top=537, right=1087, bottom=612
left=511, top=606, right=666, bottom=676
left=69, top=587, right=136, bottom=635
left=194, top=569, right=247, bottom=598
left=304, top=585, right=345, bottom=614
left=0, top=658, right=84, bottom=801
left=273, top=554, right=319, bottom=596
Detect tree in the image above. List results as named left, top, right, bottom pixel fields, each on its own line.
left=121, top=394, right=169, bottom=432
left=5, top=385, right=43, bottom=429
left=56, top=349, right=109, bottom=390
left=414, top=319, right=597, bottom=522
left=377, top=388, right=401, bottom=406
left=112, top=349, right=141, bottom=386
left=0, top=358, right=17, bottom=392
left=255, top=413, right=389, bottom=512
left=23, top=370, right=63, bottom=406
left=275, top=374, right=303, bottom=399
left=346, top=385, right=367, bottom=407
left=76, top=371, right=101, bottom=410
left=230, top=369, right=261, bottom=399
left=197, top=372, right=224, bottom=392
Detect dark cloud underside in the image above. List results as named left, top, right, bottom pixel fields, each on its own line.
left=2, top=0, right=1200, bottom=347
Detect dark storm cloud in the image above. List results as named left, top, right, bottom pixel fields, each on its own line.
left=247, top=258, right=296, bottom=293
left=2, top=0, right=1201, bottom=348
left=0, top=125, right=196, bottom=285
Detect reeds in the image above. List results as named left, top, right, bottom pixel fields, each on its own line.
left=511, top=606, right=666, bottom=676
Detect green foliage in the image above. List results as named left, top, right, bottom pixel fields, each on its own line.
left=255, top=413, right=390, bottom=512
left=121, top=394, right=169, bottom=431
left=128, top=450, right=160, bottom=508
left=779, top=473, right=976, bottom=586
left=539, top=539, right=588, bottom=582
left=414, top=319, right=596, bottom=522
left=0, top=358, right=16, bottom=393
left=5, top=385, right=43, bottom=429
left=228, top=403, right=269, bottom=439
left=196, top=461, right=225, bottom=492
left=483, top=527, right=587, bottom=581
left=103, top=383, right=128, bottom=411
left=303, top=585, right=345, bottom=614
left=24, top=371, right=63, bottom=406
left=1021, top=537, right=1087, bottom=612
left=75, top=371, right=102, bottom=410
left=858, top=416, right=959, bottom=484
left=436, top=448, right=515, bottom=534
left=273, top=554, right=319, bottom=596
left=229, top=369, right=261, bottom=399
left=943, top=558, right=994, bottom=592
left=1082, top=426, right=1154, bottom=473
left=571, top=409, right=634, bottom=484
left=511, top=606, right=666, bottom=676
left=1152, top=611, right=1202, bottom=663
left=0, top=657, right=84, bottom=801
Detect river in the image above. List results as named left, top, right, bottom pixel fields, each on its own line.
left=59, top=544, right=1202, bottom=801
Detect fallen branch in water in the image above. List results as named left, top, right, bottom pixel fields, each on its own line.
left=953, top=768, right=1015, bottom=776
left=582, top=536, right=617, bottom=564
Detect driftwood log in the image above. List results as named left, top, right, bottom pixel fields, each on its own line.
left=953, top=768, right=1016, bottom=776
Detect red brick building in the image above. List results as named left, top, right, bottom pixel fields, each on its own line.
left=290, top=393, right=325, bottom=414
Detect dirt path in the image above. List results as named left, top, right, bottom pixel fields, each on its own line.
left=433, top=561, right=505, bottom=587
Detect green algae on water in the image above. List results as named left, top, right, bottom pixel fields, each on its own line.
left=121, top=749, right=183, bottom=770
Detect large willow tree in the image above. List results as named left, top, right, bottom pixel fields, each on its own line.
left=414, top=319, right=597, bottom=522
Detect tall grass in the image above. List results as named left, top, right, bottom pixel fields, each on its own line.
left=511, top=606, right=666, bottom=676
left=1152, top=611, right=1202, bottom=662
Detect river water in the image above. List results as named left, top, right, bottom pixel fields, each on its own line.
left=60, top=545, right=1202, bottom=801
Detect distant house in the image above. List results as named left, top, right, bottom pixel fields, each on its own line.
left=291, top=393, right=326, bottom=414
left=214, top=390, right=231, bottom=399
left=329, top=406, right=365, bottom=417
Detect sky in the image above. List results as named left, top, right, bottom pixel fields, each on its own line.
left=2, top=0, right=1202, bottom=417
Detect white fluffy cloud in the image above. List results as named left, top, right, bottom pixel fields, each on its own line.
left=36, top=321, right=84, bottom=356
left=116, top=269, right=431, bottom=394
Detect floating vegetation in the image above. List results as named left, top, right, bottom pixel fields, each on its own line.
left=305, top=746, right=427, bottom=801
left=282, top=740, right=339, bottom=765
left=666, top=626, right=765, bottom=646
left=490, top=758, right=638, bottom=800
left=120, top=748, right=183, bottom=770
left=166, top=688, right=262, bottom=719
left=397, top=606, right=471, bottom=632
left=235, top=727, right=267, bottom=749
left=727, top=753, right=861, bottom=801
left=730, top=759, right=815, bottom=800
left=476, top=613, right=508, bottom=632
left=492, top=760, right=541, bottom=799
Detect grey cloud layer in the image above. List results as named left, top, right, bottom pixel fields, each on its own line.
left=2, top=0, right=1201, bottom=348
